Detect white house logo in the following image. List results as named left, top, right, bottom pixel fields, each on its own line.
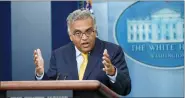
left=115, top=1, right=184, bottom=68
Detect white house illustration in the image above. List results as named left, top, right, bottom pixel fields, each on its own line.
left=127, top=8, right=184, bottom=43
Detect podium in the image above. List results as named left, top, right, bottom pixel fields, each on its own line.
left=0, top=80, right=120, bottom=98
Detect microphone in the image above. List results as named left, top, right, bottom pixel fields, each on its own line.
left=56, top=72, right=61, bottom=80
left=56, top=73, right=68, bottom=80
left=63, top=73, right=68, bottom=80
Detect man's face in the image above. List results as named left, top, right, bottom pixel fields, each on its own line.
left=69, top=18, right=96, bottom=53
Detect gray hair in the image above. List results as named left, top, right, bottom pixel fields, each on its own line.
left=66, top=9, right=97, bottom=34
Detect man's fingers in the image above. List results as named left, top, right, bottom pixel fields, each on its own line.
left=102, top=68, right=106, bottom=71
left=37, top=49, right=42, bottom=57
left=102, top=60, right=110, bottom=68
left=103, top=49, right=110, bottom=58
left=34, top=54, right=37, bottom=60
left=103, top=49, right=108, bottom=54
left=34, top=60, right=38, bottom=65
left=102, top=56, right=111, bottom=64
left=34, top=56, right=42, bottom=67
left=34, top=54, right=40, bottom=65
left=33, top=50, right=37, bottom=58
left=102, top=49, right=115, bottom=75
left=102, top=68, right=108, bottom=72
left=34, top=58, right=39, bottom=65
left=34, top=59, right=39, bottom=67
left=36, top=66, right=42, bottom=70
left=102, top=68, right=109, bottom=74
left=34, top=49, right=44, bottom=75
left=34, top=49, right=42, bottom=58
left=33, top=50, right=36, bottom=56
left=33, top=49, right=43, bottom=63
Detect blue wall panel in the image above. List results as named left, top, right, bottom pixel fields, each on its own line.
left=0, top=1, right=12, bottom=81
left=51, top=1, right=78, bottom=50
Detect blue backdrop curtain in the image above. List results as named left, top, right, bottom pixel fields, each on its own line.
left=51, top=1, right=85, bottom=50
left=0, top=1, right=12, bottom=81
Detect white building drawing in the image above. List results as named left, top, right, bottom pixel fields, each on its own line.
left=127, top=8, right=184, bottom=43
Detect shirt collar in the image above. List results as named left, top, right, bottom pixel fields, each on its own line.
left=75, top=46, right=81, bottom=57
left=75, top=46, right=90, bottom=57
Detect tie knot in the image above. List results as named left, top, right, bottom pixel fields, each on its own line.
left=81, top=53, right=88, bottom=59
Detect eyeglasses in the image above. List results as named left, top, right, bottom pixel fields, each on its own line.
left=72, top=28, right=95, bottom=38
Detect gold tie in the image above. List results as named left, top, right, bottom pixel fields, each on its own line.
left=79, top=53, right=88, bottom=80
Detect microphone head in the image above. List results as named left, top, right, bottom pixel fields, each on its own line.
left=56, top=72, right=61, bottom=80
left=63, top=73, right=68, bottom=80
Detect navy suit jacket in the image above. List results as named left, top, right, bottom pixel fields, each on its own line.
left=40, top=38, right=131, bottom=96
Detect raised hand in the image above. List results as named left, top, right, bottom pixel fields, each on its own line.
left=33, top=49, right=44, bottom=76
left=102, top=49, right=115, bottom=76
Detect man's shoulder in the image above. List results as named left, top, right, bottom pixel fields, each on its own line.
left=100, top=39, right=121, bottom=50
left=53, top=42, right=74, bottom=53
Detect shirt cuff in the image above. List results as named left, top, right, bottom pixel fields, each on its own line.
left=35, top=70, right=44, bottom=80
left=107, top=67, right=117, bottom=83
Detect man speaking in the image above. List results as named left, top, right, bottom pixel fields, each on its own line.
left=33, top=9, right=131, bottom=96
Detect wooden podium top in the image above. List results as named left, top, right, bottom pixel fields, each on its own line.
left=0, top=80, right=100, bottom=90
left=0, top=80, right=120, bottom=98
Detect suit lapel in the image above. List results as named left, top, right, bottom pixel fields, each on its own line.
left=65, top=43, right=79, bottom=80
left=83, top=38, right=103, bottom=80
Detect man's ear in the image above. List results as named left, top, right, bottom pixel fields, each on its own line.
left=94, top=30, right=98, bottom=37
left=69, top=35, right=73, bottom=41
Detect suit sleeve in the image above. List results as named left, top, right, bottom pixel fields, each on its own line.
left=109, top=46, right=131, bottom=96
left=35, top=51, right=58, bottom=80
